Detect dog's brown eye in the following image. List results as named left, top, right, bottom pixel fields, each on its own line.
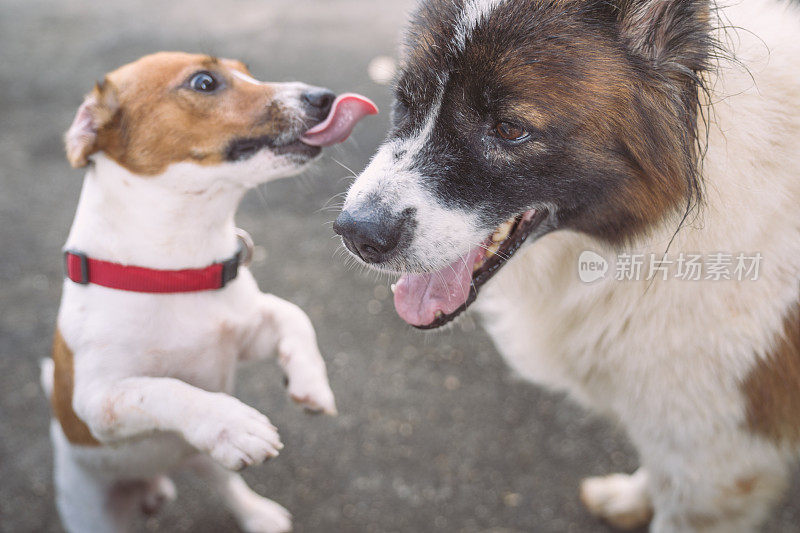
left=495, top=122, right=529, bottom=142
left=189, top=72, right=218, bottom=93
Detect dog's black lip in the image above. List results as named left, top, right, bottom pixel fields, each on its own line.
left=412, top=209, right=549, bottom=330
left=274, top=140, right=322, bottom=158
left=225, top=135, right=321, bottom=161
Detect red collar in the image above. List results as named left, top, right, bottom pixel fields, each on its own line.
left=64, top=229, right=254, bottom=294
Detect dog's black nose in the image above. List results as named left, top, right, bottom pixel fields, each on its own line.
left=334, top=206, right=411, bottom=264
left=302, top=88, right=336, bottom=121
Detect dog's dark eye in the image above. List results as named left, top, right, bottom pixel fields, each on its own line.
left=189, top=72, right=218, bottom=93
left=495, top=122, right=529, bottom=142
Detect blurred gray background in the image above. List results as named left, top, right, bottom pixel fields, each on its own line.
left=0, top=1, right=798, bottom=532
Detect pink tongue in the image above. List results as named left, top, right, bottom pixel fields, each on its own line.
left=393, top=246, right=484, bottom=327
left=301, top=93, right=379, bottom=147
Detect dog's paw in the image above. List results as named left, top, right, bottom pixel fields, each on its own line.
left=580, top=471, right=653, bottom=530
left=185, top=395, right=283, bottom=471
left=236, top=496, right=293, bottom=533
left=286, top=372, right=337, bottom=415
left=141, top=475, right=177, bottom=515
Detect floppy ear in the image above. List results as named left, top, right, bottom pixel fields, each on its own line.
left=607, top=0, right=712, bottom=76
left=65, top=79, right=119, bottom=168
left=583, top=0, right=711, bottom=237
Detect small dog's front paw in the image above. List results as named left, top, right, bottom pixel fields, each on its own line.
left=286, top=374, right=337, bottom=415
left=186, top=395, right=283, bottom=471
left=236, top=496, right=293, bottom=533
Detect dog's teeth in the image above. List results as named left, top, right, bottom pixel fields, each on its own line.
left=486, top=242, right=501, bottom=257
left=473, top=257, right=485, bottom=272
left=491, top=220, right=514, bottom=243
left=390, top=283, right=397, bottom=294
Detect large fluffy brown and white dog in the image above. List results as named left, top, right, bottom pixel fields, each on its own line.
left=43, top=52, right=376, bottom=533
left=334, top=1, right=800, bottom=531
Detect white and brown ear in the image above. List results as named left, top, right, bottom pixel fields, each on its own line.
left=65, top=79, right=119, bottom=168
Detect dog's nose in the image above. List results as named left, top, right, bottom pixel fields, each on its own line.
left=334, top=206, right=411, bottom=264
left=302, top=88, right=336, bottom=121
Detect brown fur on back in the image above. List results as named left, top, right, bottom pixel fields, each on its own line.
left=51, top=329, right=100, bottom=446
left=743, top=297, right=800, bottom=444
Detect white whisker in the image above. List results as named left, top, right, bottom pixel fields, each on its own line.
left=329, top=157, right=358, bottom=177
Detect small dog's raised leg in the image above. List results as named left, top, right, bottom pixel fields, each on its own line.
left=242, top=293, right=336, bottom=414
left=188, top=454, right=292, bottom=533
left=580, top=468, right=653, bottom=530
left=73, top=376, right=283, bottom=471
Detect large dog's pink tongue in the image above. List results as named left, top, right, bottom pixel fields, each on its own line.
left=393, top=247, right=484, bottom=327
left=301, top=93, right=378, bottom=147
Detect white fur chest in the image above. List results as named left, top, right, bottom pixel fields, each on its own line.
left=58, top=270, right=263, bottom=394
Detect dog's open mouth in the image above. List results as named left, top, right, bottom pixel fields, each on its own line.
left=227, top=93, right=378, bottom=162
left=301, top=93, right=378, bottom=147
left=393, top=209, right=547, bottom=329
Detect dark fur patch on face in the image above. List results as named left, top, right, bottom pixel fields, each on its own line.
left=393, top=0, right=715, bottom=245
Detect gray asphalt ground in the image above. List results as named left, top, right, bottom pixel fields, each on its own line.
left=1, top=1, right=798, bottom=532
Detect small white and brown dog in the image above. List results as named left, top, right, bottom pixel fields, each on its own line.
left=41, top=52, right=376, bottom=533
